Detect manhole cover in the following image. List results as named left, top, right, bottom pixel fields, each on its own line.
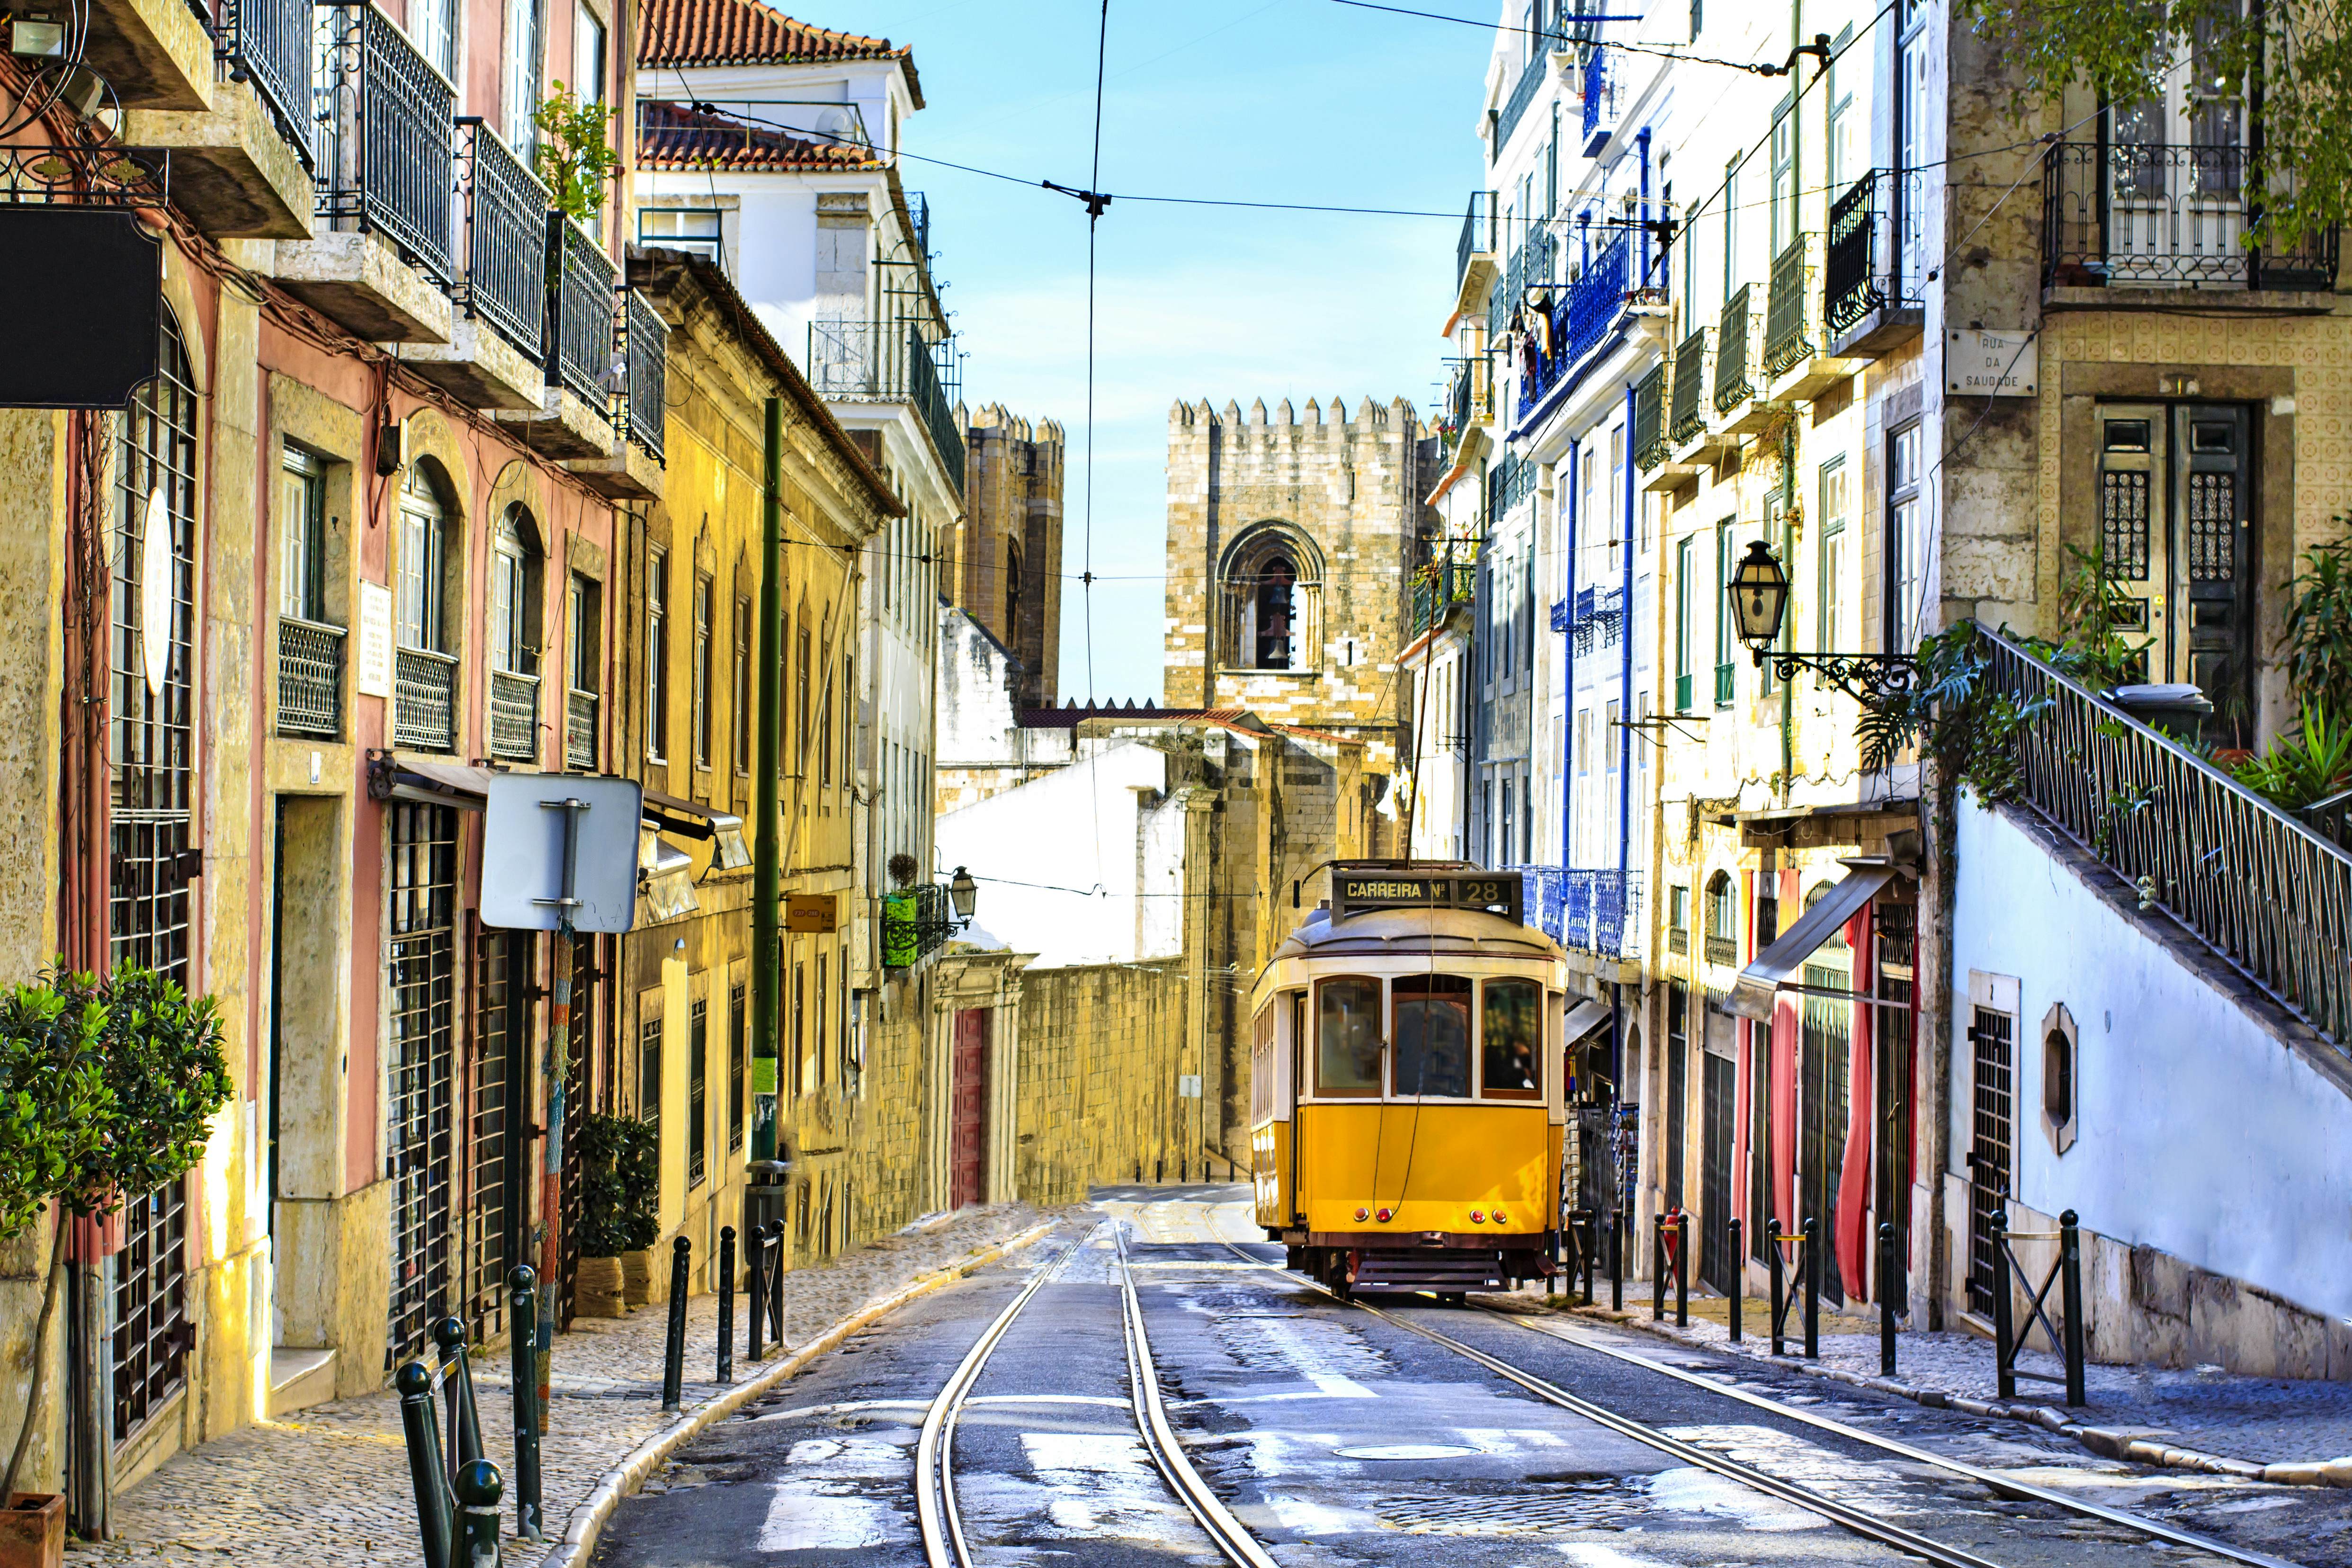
left=1335, top=1444, right=1479, bottom=1460
left=1375, top=1485, right=1642, bottom=1535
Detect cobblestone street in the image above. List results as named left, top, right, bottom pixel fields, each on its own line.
left=63, top=1206, right=1053, bottom=1566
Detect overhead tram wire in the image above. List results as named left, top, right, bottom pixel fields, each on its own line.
left=1327, top=0, right=1825, bottom=76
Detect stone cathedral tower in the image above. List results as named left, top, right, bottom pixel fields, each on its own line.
left=1163, top=395, right=1427, bottom=775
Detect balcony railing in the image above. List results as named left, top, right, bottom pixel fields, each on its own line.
left=314, top=2, right=453, bottom=280
left=394, top=645, right=457, bottom=752
left=1496, top=51, right=1548, bottom=152
left=883, top=881, right=955, bottom=970
left=805, top=318, right=968, bottom=496
left=1668, top=327, right=1708, bottom=445
left=1458, top=189, right=1497, bottom=290
left=1703, top=933, right=1735, bottom=967
left=1667, top=926, right=1689, bottom=957
left=1714, top=659, right=1735, bottom=706
left=2041, top=141, right=2340, bottom=291
left=566, top=688, right=599, bottom=771
left=1631, top=361, right=1664, bottom=472
left=488, top=668, right=539, bottom=761
left=1446, top=355, right=1493, bottom=437
left=547, top=215, right=619, bottom=405
left=1763, top=233, right=1817, bottom=378
left=454, top=119, right=548, bottom=358
left=276, top=617, right=344, bottom=738
left=1412, top=548, right=1476, bottom=636
left=212, top=0, right=312, bottom=164
left=1979, top=626, right=2352, bottom=1053
left=622, top=287, right=668, bottom=459
left=1520, top=231, right=1628, bottom=417
left=1825, top=168, right=1926, bottom=335
left=1713, top=284, right=1756, bottom=414
left=1521, top=867, right=1645, bottom=960
left=1579, top=47, right=1619, bottom=151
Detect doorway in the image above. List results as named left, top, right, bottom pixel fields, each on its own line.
left=950, top=1008, right=991, bottom=1208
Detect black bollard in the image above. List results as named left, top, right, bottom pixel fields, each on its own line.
left=434, top=1317, right=482, bottom=1470
left=662, top=1234, right=692, bottom=1412
left=1609, top=1209, right=1623, bottom=1312
left=1728, top=1217, right=1743, bottom=1344
left=1651, top=1217, right=1667, bottom=1322
left=1991, top=1211, right=2015, bottom=1400
left=507, top=1266, right=542, bottom=1540
left=454, top=1458, right=504, bottom=1568
left=718, top=1226, right=737, bottom=1385
left=1768, top=1217, right=1786, bottom=1356
left=1802, top=1216, right=1821, bottom=1360
left=1673, top=1209, right=1689, bottom=1329
left=746, top=1221, right=768, bottom=1362
left=2060, top=1210, right=2086, bottom=1407
left=395, top=1361, right=455, bottom=1568
left=1580, top=1211, right=1595, bottom=1307
left=1878, top=1222, right=1898, bottom=1377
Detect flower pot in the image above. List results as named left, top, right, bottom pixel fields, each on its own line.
left=0, top=1492, right=65, bottom=1568
left=574, top=1254, right=628, bottom=1319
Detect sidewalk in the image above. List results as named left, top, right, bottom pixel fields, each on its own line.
left=1538, top=1279, right=2352, bottom=1484
left=66, top=1204, right=1056, bottom=1565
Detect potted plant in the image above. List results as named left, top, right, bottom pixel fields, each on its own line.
left=573, top=1113, right=658, bottom=1318
left=0, top=963, right=230, bottom=1568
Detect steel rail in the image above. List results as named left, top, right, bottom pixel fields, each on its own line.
left=1210, top=1239, right=2279, bottom=1568
left=1113, top=1228, right=1283, bottom=1568
left=1498, top=1311, right=2299, bottom=1568
left=914, top=1226, right=1089, bottom=1568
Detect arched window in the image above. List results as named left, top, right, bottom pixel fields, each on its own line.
left=488, top=506, right=542, bottom=761
left=1704, top=870, right=1736, bottom=963
left=1219, top=526, right=1321, bottom=672
left=395, top=463, right=456, bottom=751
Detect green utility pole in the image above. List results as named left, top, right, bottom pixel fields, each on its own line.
left=752, top=397, right=783, bottom=1164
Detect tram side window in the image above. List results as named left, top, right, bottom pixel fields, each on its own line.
left=1481, top=978, right=1543, bottom=1100
left=1315, top=977, right=1384, bottom=1096
left=1250, top=1004, right=1276, bottom=1122
left=1393, top=975, right=1472, bottom=1098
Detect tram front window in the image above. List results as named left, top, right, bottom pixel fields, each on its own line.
left=1481, top=978, right=1542, bottom=1099
left=1316, top=976, right=1384, bottom=1095
left=1393, top=975, right=1472, bottom=1098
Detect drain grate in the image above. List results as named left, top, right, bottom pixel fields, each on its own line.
left=1375, top=1484, right=1644, bottom=1535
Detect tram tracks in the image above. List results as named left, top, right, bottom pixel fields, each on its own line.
left=912, top=1222, right=1280, bottom=1568
left=1209, top=1237, right=2296, bottom=1568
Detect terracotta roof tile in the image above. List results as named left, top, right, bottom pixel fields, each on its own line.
left=636, top=101, right=880, bottom=172
left=637, top=0, right=921, bottom=104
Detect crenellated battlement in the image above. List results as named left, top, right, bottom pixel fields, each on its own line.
left=1166, top=395, right=1415, bottom=435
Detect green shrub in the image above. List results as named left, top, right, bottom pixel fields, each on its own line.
left=575, top=1112, right=659, bottom=1256
left=2234, top=705, right=2352, bottom=812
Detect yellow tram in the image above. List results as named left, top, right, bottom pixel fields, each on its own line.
left=1249, top=862, right=1571, bottom=1298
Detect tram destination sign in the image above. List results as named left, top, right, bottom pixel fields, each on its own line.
left=1333, top=870, right=1522, bottom=924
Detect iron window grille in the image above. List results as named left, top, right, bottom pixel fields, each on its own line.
left=396, top=647, right=458, bottom=752
left=1668, top=327, right=1708, bottom=445
left=1762, top=233, right=1818, bottom=378
left=277, top=618, right=346, bottom=739
left=465, top=928, right=525, bottom=1344
left=1712, top=283, right=1755, bottom=414
left=1967, top=1004, right=2014, bottom=1317
left=1631, top=362, right=1665, bottom=473
left=1824, top=168, right=1926, bottom=334
left=688, top=998, right=707, bottom=1188
left=111, top=1180, right=190, bottom=1440
left=312, top=2, right=455, bottom=281
left=387, top=801, right=457, bottom=1366
left=489, top=670, right=539, bottom=761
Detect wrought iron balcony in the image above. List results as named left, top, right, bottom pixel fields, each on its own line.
left=1667, top=926, right=1689, bottom=957
left=1521, top=867, right=1645, bottom=959
left=566, top=688, right=599, bottom=771
left=547, top=215, right=619, bottom=406
left=805, top=318, right=966, bottom=495
left=453, top=119, right=549, bottom=358
left=1825, top=168, right=1926, bottom=338
left=2040, top=141, right=2340, bottom=292
left=1980, top=627, right=2352, bottom=1053
left=1446, top=355, right=1493, bottom=437
left=883, top=880, right=956, bottom=970
left=313, top=2, right=454, bottom=280
left=394, top=645, right=456, bottom=752
left=1487, top=450, right=1533, bottom=524
left=1579, top=47, right=1619, bottom=152
left=622, top=287, right=668, bottom=459
left=1457, top=190, right=1497, bottom=291
left=1712, top=284, right=1755, bottom=415
left=488, top=668, right=539, bottom=761
left=1668, top=328, right=1708, bottom=446
left=213, top=0, right=313, bottom=162
left=1495, top=51, right=1548, bottom=153
left=1520, top=231, right=1628, bottom=418
left=1631, top=361, right=1664, bottom=472
left=275, top=616, right=344, bottom=738
left=1412, top=547, right=1476, bottom=636
left=1703, top=933, right=1735, bottom=967
left=1763, top=234, right=1818, bottom=379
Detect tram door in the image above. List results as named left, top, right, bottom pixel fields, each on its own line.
left=2096, top=404, right=2254, bottom=742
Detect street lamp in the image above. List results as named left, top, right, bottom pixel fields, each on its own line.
left=1726, top=540, right=1918, bottom=709
left=947, top=866, right=978, bottom=925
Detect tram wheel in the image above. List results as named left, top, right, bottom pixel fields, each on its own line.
left=1439, top=1291, right=1467, bottom=1307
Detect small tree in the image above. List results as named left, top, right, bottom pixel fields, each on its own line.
left=1, top=964, right=231, bottom=1504
left=533, top=82, right=621, bottom=225
left=573, top=1113, right=659, bottom=1258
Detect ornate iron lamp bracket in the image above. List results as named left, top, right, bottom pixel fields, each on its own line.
left=1752, top=648, right=1920, bottom=711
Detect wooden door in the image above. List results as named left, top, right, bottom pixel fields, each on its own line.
left=951, top=1008, right=991, bottom=1208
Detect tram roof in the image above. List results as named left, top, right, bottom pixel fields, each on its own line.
left=1269, top=905, right=1568, bottom=964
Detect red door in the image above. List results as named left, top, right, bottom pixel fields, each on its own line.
left=951, top=1008, right=991, bottom=1208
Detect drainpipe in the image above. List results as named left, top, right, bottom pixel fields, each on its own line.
left=1615, top=378, right=1637, bottom=1101
left=1637, top=126, right=1654, bottom=287
left=1561, top=437, right=1579, bottom=867
left=1780, top=420, right=1797, bottom=797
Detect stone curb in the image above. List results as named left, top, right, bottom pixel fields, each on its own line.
left=1554, top=1301, right=2352, bottom=1490
left=536, top=1219, right=1060, bottom=1568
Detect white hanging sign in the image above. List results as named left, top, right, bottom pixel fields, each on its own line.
left=137, top=485, right=171, bottom=695
left=356, top=581, right=394, bottom=699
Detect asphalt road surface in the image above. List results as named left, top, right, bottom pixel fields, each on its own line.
left=589, top=1186, right=2352, bottom=1567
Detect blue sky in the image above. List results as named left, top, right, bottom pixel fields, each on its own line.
left=839, top=0, right=1492, bottom=704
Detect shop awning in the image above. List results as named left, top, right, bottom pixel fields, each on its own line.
left=642, top=789, right=751, bottom=870
left=1724, top=859, right=1900, bottom=1023
left=374, top=756, right=497, bottom=811
left=1564, top=998, right=1611, bottom=1042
